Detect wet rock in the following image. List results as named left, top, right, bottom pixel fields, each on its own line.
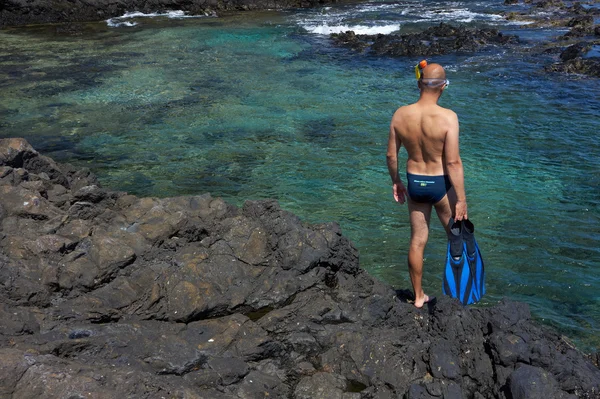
left=0, top=0, right=344, bottom=28
left=0, top=138, right=599, bottom=398
left=535, top=0, right=565, bottom=8
left=567, top=15, right=594, bottom=29
left=331, top=23, right=519, bottom=57
left=547, top=57, right=600, bottom=77
left=560, top=42, right=592, bottom=61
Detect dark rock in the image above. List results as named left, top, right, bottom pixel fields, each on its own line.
left=0, top=0, right=344, bottom=28
left=294, top=372, right=348, bottom=399
left=73, top=185, right=106, bottom=203
left=567, top=15, right=594, bottom=28
left=429, top=341, right=461, bottom=380
left=331, top=23, right=519, bottom=57
left=510, top=364, right=561, bottom=398
left=0, top=304, right=40, bottom=336
left=0, top=138, right=599, bottom=398
left=547, top=58, right=600, bottom=77
left=535, top=0, right=565, bottom=8
left=497, top=0, right=600, bottom=77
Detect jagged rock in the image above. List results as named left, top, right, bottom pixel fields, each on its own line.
left=509, top=364, right=563, bottom=399
left=535, top=0, right=565, bottom=8
left=547, top=57, right=600, bottom=77
left=0, top=138, right=599, bottom=398
left=0, top=0, right=344, bottom=28
left=331, top=23, right=519, bottom=57
left=567, top=15, right=594, bottom=29
left=560, top=42, right=590, bottom=61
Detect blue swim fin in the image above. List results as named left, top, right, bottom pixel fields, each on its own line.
left=442, top=219, right=483, bottom=305
left=462, top=219, right=485, bottom=300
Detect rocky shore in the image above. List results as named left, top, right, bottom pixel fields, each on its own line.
left=331, top=23, right=519, bottom=57
left=330, top=1, right=600, bottom=77
left=1, top=137, right=599, bottom=398
left=1, top=0, right=598, bottom=79
left=0, top=0, right=341, bottom=28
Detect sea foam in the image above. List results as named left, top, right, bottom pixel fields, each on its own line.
left=106, top=10, right=209, bottom=27
left=303, top=24, right=401, bottom=35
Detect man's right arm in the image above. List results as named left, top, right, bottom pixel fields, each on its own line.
left=444, top=111, right=468, bottom=220
left=387, top=114, right=408, bottom=204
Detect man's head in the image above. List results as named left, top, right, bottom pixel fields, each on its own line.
left=418, top=62, right=448, bottom=93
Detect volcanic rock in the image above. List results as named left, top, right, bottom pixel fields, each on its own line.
left=0, top=0, right=344, bottom=28
left=0, top=137, right=599, bottom=398
left=331, top=23, right=519, bottom=57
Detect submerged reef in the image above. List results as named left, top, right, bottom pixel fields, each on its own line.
left=0, top=137, right=599, bottom=398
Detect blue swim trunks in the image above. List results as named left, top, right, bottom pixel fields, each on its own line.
left=406, top=173, right=452, bottom=204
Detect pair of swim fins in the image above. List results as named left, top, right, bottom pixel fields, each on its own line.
left=442, top=218, right=486, bottom=305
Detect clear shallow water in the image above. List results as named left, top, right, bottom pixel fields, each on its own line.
left=1, top=1, right=599, bottom=351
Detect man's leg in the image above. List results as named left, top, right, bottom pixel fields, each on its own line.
left=433, top=187, right=457, bottom=234
left=407, top=199, right=433, bottom=308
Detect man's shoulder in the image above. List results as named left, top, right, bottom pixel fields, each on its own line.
left=393, top=103, right=418, bottom=117
left=437, top=105, right=458, bottom=119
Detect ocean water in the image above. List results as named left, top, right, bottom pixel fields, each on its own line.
left=1, top=1, right=599, bottom=351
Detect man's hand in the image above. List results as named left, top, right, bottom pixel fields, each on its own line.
left=392, top=182, right=408, bottom=204
left=454, top=200, right=468, bottom=221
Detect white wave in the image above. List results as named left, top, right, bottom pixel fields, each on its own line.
left=106, top=20, right=138, bottom=28
left=354, top=3, right=402, bottom=13
left=505, top=20, right=535, bottom=26
left=106, top=10, right=209, bottom=27
left=303, top=23, right=401, bottom=35
left=419, top=9, right=504, bottom=23
left=294, top=3, right=522, bottom=36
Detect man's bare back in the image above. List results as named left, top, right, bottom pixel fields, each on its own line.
left=385, top=61, right=467, bottom=308
left=390, top=102, right=458, bottom=176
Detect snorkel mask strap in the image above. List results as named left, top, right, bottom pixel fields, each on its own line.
left=415, top=60, right=427, bottom=81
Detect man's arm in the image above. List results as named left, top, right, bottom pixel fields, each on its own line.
left=443, top=111, right=468, bottom=220
left=386, top=118, right=408, bottom=204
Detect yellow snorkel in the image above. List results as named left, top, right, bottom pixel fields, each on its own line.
left=415, top=60, right=427, bottom=80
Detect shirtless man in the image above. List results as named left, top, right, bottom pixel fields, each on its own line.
left=386, top=62, right=468, bottom=308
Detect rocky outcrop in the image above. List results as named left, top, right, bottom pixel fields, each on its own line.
left=331, top=23, right=519, bottom=57
left=500, top=0, right=600, bottom=77
left=327, top=1, right=600, bottom=78
left=545, top=42, right=600, bottom=77
left=0, top=138, right=599, bottom=398
left=0, top=0, right=339, bottom=29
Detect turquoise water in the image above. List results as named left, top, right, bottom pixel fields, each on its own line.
left=1, top=4, right=599, bottom=351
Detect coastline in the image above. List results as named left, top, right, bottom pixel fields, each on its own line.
left=327, top=1, right=600, bottom=77
left=1, top=0, right=599, bottom=395
left=0, top=0, right=346, bottom=29
left=2, top=0, right=598, bottom=76
left=1, top=138, right=599, bottom=397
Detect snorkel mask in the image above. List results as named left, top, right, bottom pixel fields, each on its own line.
left=415, top=59, right=449, bottom=88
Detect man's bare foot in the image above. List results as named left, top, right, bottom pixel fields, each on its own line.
left=414, top=294, right=431, bottom=308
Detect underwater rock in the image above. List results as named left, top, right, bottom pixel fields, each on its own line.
left=0, top=138, right=599, bottom=398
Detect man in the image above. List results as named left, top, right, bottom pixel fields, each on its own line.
left=386, top=62, right=468, bottom=308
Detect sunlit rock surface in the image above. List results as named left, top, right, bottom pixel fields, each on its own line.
left=0, top=138, right=599, bottom=398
